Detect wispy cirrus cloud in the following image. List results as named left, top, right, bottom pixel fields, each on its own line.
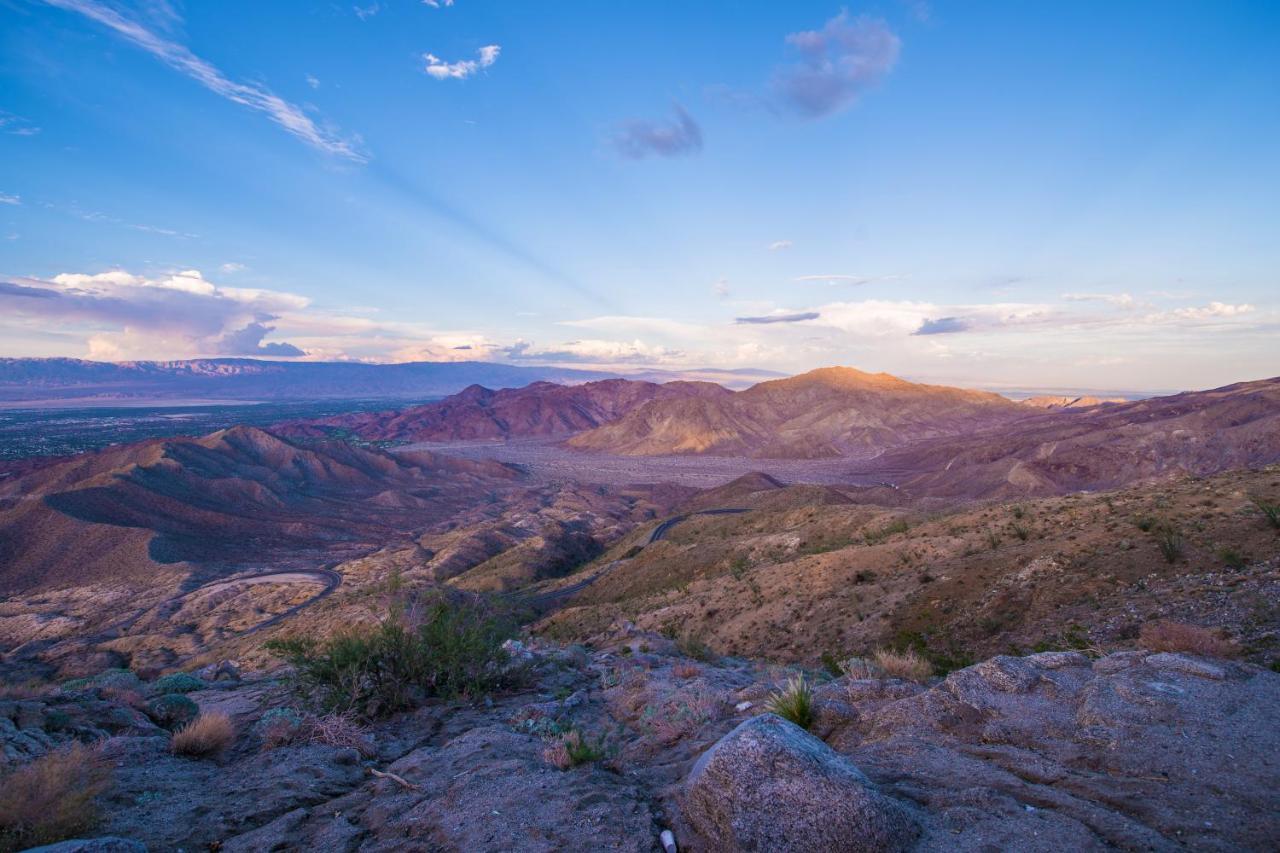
left=768, top=240, right=793, bottom=251
left=41, top=0, right=366, bottom=161
left=793, top=273, right=903, bottom=286
left=424, top=44, right=500, bottom=80
left=772, top=11, right=901, bottom=118
left=0, top=111, right=40, bottom=136
left=0, top=192, right=20, bottom=206
left=611, top=104, right=703, bottom=159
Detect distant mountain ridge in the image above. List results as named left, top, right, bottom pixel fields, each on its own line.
left=0, top=358, right=614, bottom=404
left=276, top=378, right=732, bottom=442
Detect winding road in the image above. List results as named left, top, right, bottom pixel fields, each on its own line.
left=514, top=507, right=748, bottom=612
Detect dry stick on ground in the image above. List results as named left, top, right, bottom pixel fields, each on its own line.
left=369, top=767, right=421, bottom=792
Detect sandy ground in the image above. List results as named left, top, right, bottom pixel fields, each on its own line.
left=396, top=438, right=888, bottom=487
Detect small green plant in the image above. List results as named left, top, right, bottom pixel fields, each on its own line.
left=1134, top=516, right=1155, bottom=532
left=1252, top=498, right=1280, bottom=530
left=1153, top=524, right=1185, bottom=563
left=1012, top=505, right=1025, bottom=520
left=819, top=651, right=843, bottom=677
left=675, top=633, right=716, bottom=662
left=542, top=729, right=606, bottom=769
left=150, top=672, right=204, bottom=695
left=985, top=531, right=1002, bottom=551
left=1217, top=547, right=1248, bottom=570
left=1011, top=523, right=1029, bottom=542
left=765, top=674, right=815, bottom=730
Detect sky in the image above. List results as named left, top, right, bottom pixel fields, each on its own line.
left=1, top=0, right=1277, bottom=394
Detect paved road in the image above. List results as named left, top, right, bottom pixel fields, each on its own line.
left=513, top=507, right=748, bottom=613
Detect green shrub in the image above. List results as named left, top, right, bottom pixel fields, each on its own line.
left=1011, top=523, right=1029, bottom=541
left=151, top=673, right=204, bottom=695
left=266, top=599, right=516, bottom=717
left=1153, top=524, right=1185, bottom=563
left=1217, top=547, right=1248, bottom=570
left=147, top=693, right=200, bottom=730
left=1253, top=498, right=1280, bottom=530
left=765, top=674, right=815, bottom=730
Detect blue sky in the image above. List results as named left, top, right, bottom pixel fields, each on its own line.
left=1, top=0, right=1277, bottom=392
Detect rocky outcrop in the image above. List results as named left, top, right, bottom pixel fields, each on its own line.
left=683, top=713, right=917, bottom=851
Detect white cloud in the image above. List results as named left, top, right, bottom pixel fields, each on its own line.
left=424, top=44, right=501, bottom=80
left=1062, top=292, right=1144, bottom=309
left=422, top=0, right=454, bottom=7
left=219, top=262, right=246, bottom=274
left=353, top=3, right=379, bottom=21
left=0, top=192, right=20, bottom=205
left=305, top=74, right=320, bottom=90
left=43, top=0, right=365, bottom=161
left=1, top=269, right=310, bottom=358
left=1167, top=302, right=1254, bottom=321
left=768, top=240, right=793, bottom=251
left=713, top=278, right=731, bottom=299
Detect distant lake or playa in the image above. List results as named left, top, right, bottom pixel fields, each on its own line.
left=0, top=399, right=429, bottom=461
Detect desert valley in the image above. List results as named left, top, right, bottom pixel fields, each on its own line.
left=1, top=362, right=1277, bottom=851
left=4, top=2, right=1279, bottom=850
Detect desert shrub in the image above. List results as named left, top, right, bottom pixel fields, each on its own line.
left=863, top=518, right=910, bottom=545
left=1139, top=621, right=1237, bottom=658
left=151, top=672, right=205, bottom=694
left=985, top=531, right=1002, bottom=551
left=1252, top=498, right=1280, bottom=530
left=1011, top=523, right=1029, bottom=542
left=542, top=729, right=605, bottom=770
left=266, top=599, right=516, bottom=717
left=1134, top=516, right=1155, bottom=532
left=675, top=634, right=716, bottom=663
left=148, top=693, right=200, bottom=730
left=671, top=661, right=701, bottom=679
left=765, top=675, right=815, bottom=730
left=819, top=650, right=843, bottom=676
left=171, top=712, right=236, bottom=758
left=1217, top=547, right=1248, bottom=570
left=872, top=648, right=933, bottom=682
left=1153, top=524, right=1185, bottom=563
left=0, top=744, right=111, bottom=852
left=838, top=657, right=878, bottom=680
left=1012, top=505, right=1025, bottom=520
left=253, top=707, right=304, bottom=749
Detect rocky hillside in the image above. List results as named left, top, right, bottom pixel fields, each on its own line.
left=536, top=466, right=1280, bottom=670
left=277, top=379, right=730, bottom=443
left=885, top=376, right=1280, bottom=499
left=2, top=629, right=1275, bottom=851
left=567, top=367, right=1028, bottom=458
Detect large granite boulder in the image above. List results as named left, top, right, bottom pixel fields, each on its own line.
left=683, top=713, right=918, bottom=852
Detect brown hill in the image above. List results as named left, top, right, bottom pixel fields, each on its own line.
left=567, top=366, right=1027, bottom=458
left=881, top=376, right=1280, bottom=499
left=276, top=378, right=731, bottom=442
left=0, top=426, right=520, bottom=594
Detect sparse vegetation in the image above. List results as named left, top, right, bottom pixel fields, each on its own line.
left=872, top=648, right=934, bottom=682
left=266, top=598, right=517, bottom=717
left=151, top=672, right=205, bottom=694
left=1153, top=524, right=1186, bottom=563
left=838, top=656, right=878, bottom=680
left=1252, top=497, right=1280, bottom=530
left=1217, top=547, right=1248, bottom=569
left=1139, top=621, right=1238, bottom=658
left=0, top=744, right=112, bottom=852
left=765, top=674, right=815, bottom=729
left=542, top=729, right=606, bottom=769
left=1011, top=522, right=1029, bottom=541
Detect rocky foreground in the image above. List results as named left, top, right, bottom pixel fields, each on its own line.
left=4, top=625, right=1277, bottom=852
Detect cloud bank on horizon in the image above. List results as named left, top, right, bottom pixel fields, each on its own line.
left=1, top=1, right=1277, bottom=391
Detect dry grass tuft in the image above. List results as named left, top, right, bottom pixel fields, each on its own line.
left=838, top=657, right=879, bottom=680
left=0, top=743, right=111, bottom=852
left=1139, top=621, right=1238, bottom=658
left=872, top=648, right=934, bottom=682
left=671, top=662, right=701, bottom=679
left=765, top=674, right=815, bottom=730
left=541, top=730, right=604, bottom=770
left=171, top=712, right=236, bottom=758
